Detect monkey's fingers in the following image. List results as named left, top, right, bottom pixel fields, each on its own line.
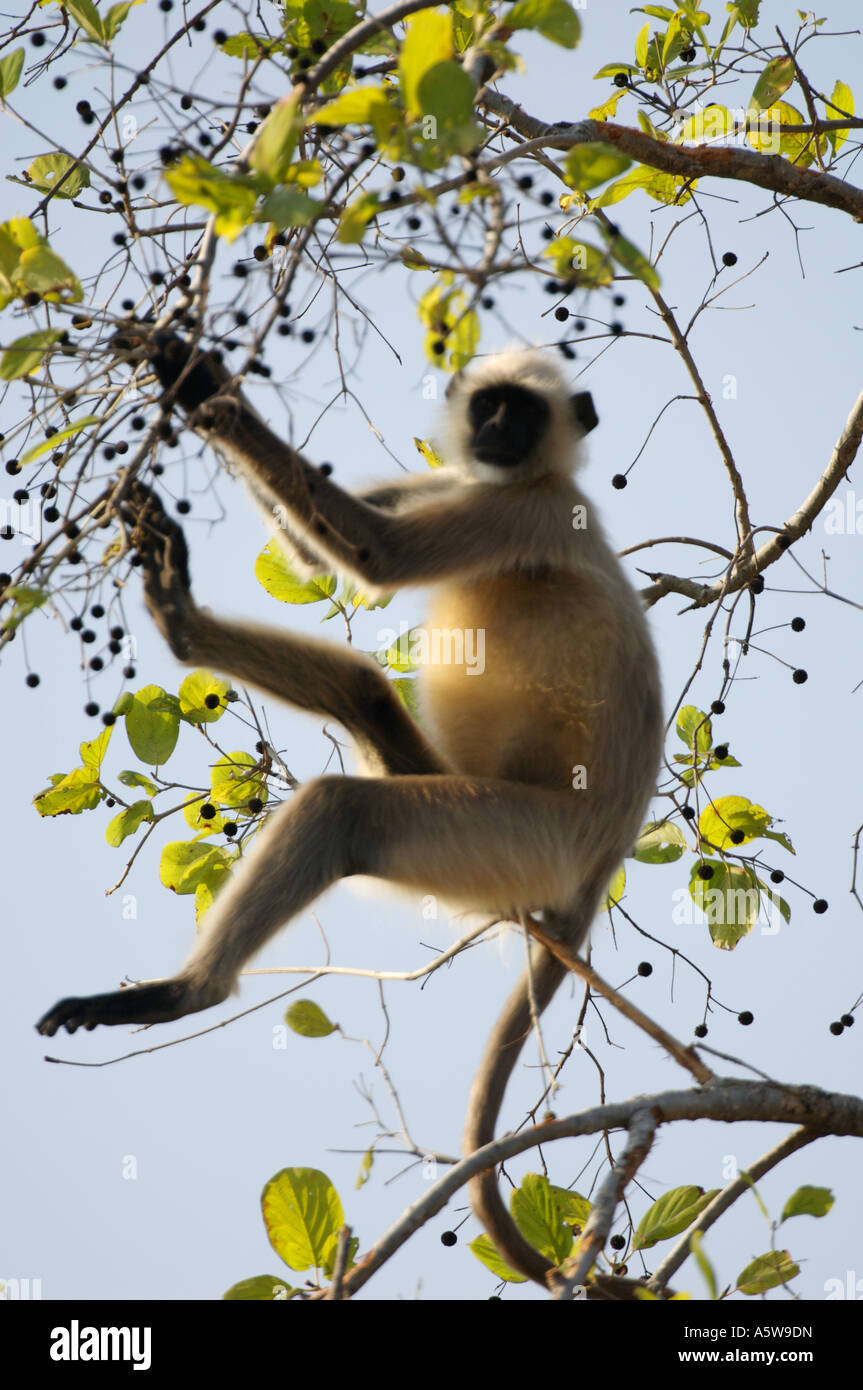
left=120, top=482, right=194, bottom=656
left=36, top=980, right=197, bottom=1037
left=110, top=324, right=230, bottom=412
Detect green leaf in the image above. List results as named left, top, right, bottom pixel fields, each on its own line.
left=399, top=9, right=453, bottom=118
left=469, top=1233, right=527, bottom=1282
left=392, top=676, right=420, bottom=720
left=603, top=863, right=626, bottom=910
left=675, top=104, right=733, bottom=143
left=0, top=584, right=47, bottom=632
left=223, top=1274, right=298, bottom=1300
left=338, top=191, right=381, bottom=244
left=690, top=859, right=763, bottom=949
left=547, top=1185, right=591, bottom=1230
left=165, top=156, right=259, bottom=243
left=0, top=48, right=24, bottom=101
left=417, top=61, right=475, bottom=128
left=258, top=188, right=321, bottom=230
left=285, top=1000, right=337, bottom=1037
left=751, top=56, right=795, bottom=111
left=634, top=818, right=686, bottom=864
left=105, top=799, right=154, bottom=847
left=261, top=1168, right=346, bottom=1275
left=117, top=769, right=157, bottom=794
left=124, top=684, right=181, bottom=765
left=676, top=705, right=712, bottom=754
left=510, top=1173, right=574, bottom=1265
left=634, top=19, right=650, bottom=66
left=34, top=766, right=101, bottom=817
left=547, top=236, right=613, bottom=287
left=24, top=153, right=90, bottom=201
left=748, top=101, right=823, bottom=166
left=356, top=1147, right=374, bottom=1190
left=827, top=80, right=854, bottom=154
left=689, top=1231, right=718, bottom=1300
left=633, top=1186, right=718, bottom=1250
left=62, top=0, right=105, bottom=44
left=160, top=840, right=231, bottom=895
left=255, top=539, right=337, bottom=603
left=250, top=96, right=301, bottom=190
left=219, top=32, right=290, bottom=59
left=601, top=223, right=659, bottom=290
left=178, top=669, right=230, bottom=724
left=0, top=221, right=83, bottom=308
left=211, top=751, right=266, bottom=809
left=737, top=1250, right=799, bottom=1295
left=20, top=415, right=100, bottom=464
left=103, top=0, right=142, bottom=43
left=314, top=85, right=394, bottom=134
left=781, top=1186, right=834, bottom=1222
left=698, top=795, right=772, bottom=851
left=565, top=143, right=631, bottom=191
left=506, top=0, right=582, bottom=49
left=0, top=330, right=63, bottom=381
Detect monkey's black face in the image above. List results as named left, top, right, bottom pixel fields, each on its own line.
left=467, top=385, right=551, bottom=467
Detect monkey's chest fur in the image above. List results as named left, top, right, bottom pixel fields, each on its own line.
left=420, top=567, right=625, bottom=793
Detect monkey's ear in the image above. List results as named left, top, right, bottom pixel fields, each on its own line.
left=445, top=370, right=464, bottom=400
left=572, top=391, right=598, bottom=435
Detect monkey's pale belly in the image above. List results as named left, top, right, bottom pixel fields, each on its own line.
left=419, top=616, right=603, bottom=788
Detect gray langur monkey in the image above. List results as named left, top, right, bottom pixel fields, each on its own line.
left=36, top=335, right=663, bottom=1288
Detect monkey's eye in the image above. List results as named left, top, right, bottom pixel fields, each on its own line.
left=469, top=390, right=501, bottom=426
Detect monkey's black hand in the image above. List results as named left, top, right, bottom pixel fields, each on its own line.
left=110, top=324, right=230, bottom=413
left=36, top=979, right=202, bottom=1036
left=120, top=480, right=195, bottom=659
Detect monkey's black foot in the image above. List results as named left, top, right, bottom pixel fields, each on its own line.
left=110, top=325, right=230, bottom=413
left=36, top=978, right=210, bottom=1037
left=120, top=481, right=195, bottom=659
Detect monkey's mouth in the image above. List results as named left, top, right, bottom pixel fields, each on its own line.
left=473, top=445, right=523, bottom=468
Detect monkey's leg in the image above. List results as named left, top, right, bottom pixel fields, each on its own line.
left=37, top=776, right=581, bottom=1036
left=121, top=481, right=444, bottom=778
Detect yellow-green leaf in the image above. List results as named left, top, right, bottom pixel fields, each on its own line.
left=261, top=1168, right=345, bottom=1274
left=160, top=840, right=230, bottom=895
left=507, top=0, right=582, bottom=49
left=34, top=766, right=101, bottom=817
left=750, top=55, right=795, bottom=111
left=633, top=1186, right=718, bottom=1250
left=25, top=153, right=90, bottom=200
left=106, top=799, right=154, bottom=847
left=565, top=143, right=631, bottom=191
left=0, top=330, right=63, bottom=380
left=255, top=539, right=337, bottom=603
left=179, top=668, right=230, bottom=724
left=124, top=684, right=181, bottom=765
left=827, top=80, right=854, bottom=154
left=285, top=1000, right=337, bottom=1037
left=250, top=96, right=301, bottom=190
left=737, top=1250, right=799, bottom=1295
left=20, top=415, right=100, bottom=464
left=165, top=155, right=259, bottom=243
left=399, top=10, right=453, bottom=119
left=0, top=48, right=24, bottom=101
left=780, top=1185, right=834, bottom=1222
left=469, top=1233, right=527, bottom=1282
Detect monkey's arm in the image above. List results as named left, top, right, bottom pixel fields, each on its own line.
left=121, top=331, right=519, bottom=588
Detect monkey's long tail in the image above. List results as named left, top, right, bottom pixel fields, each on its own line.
left=462, top=939, right=571, bottom=1286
